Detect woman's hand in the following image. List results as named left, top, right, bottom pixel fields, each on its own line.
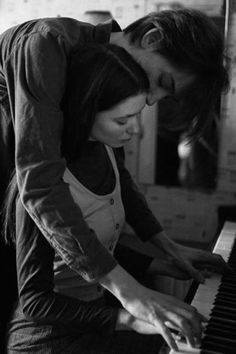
left=149, top=231, right=230, bottom=282
left=116, top=308, right=161, bottom=335
left=120, top=283, right=205, bottom=351
left=100, top=264, right=205, bottom=351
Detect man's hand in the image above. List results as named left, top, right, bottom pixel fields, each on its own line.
left=149, top=231, right=230, bottom=282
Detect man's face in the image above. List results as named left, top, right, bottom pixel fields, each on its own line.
left=135, top=50, right=195, bottom=106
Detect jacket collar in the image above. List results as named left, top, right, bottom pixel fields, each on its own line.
left=93, top=19, right=122, bottom=43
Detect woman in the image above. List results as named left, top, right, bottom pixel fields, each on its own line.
left=4, top=43, right=205, bottom=353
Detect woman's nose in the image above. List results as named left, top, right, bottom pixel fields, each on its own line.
left=127, top=115, right=142, bottom=136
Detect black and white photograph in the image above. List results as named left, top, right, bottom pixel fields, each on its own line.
left=0, top=1, right=235, bottom=353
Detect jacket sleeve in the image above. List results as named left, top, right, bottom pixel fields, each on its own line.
left=16, top=197, right=118, bottom=334
left=5, top=30, right=117, bottom=282
left=114, top=148, right=163, bottom=241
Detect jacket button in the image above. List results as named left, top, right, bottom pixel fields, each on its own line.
left=110, top=198, right=114, bottom=205
left=115, top=223, right=119, bottom=230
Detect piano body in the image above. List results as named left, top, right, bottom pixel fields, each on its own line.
left=163, top=221, right=236, bottom=354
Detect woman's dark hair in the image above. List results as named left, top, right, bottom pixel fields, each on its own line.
left=2, top=43, right=149, bottom=244
left=61, top=43, right=149, bottom=161
left=124, top=8, right=229, bottom=139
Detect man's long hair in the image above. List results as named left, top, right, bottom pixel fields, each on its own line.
left=124, top=8, right=229, bottom=139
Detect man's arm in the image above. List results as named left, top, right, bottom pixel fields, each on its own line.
left=6, top=30, right=116, bottom=281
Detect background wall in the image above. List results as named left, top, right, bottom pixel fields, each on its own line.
left=0, top=0, right=225, bottom=34
left=0, top=0, right=147, bottom=33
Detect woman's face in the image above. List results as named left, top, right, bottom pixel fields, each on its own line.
left=90, top=93, right=146, bottom=148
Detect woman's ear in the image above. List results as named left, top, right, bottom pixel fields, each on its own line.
left=140, top=28, right=161, bottom=50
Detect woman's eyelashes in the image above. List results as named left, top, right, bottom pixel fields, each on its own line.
left=116, top=117, right=131, bottom=126
left=116, top=119, right=127, bottom=126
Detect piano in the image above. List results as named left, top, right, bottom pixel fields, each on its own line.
left=163, top=220, right=236, bottom=354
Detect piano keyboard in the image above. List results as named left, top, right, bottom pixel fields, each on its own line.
left=169, top=221, right=236, bottom=354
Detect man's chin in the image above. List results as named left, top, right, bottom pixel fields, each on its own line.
left=106, top=142, right=127, bottom=148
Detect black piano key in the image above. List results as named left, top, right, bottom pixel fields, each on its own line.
left=209, top=317, right=236, bottom=329
left=214, top=297, right=236, bottom=307
left=221, top=276, right=236, bottom=283
left=215, top=289, right=236, bottom=298
left=210, top=308, right=236, bottom=320
left=214, top=294, right=236, bottom=305
left=219, top=280, right=236, bottom=287
left=203, top=332, right=236, bottom=344
left=206, top=324, right=236, bottom=336
left=218, top=284, right=236, bottom=293
left=201, top=350, right=227, bottom=354
left=201, top=338, right=236, bottom=354
left=207, top=317, right=236, bottom=332
left=212, top=304, right=236, bottom=316
left=202, top=339, right=236, bottom=351
left=222, top=271, right=236, bottom=277
left=214, top=298, right=236, bottom=308
left=205, top=326, right=236, bottom=340
left=212, top=299, right=236, bottom=311
left=201, top=343, right=236, bottom=353
left=210, top=309, right=236, bottom=321
left=219, top=276, right=236, bottom=282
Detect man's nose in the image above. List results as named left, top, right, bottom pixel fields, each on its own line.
left=146, top=88, right=169, bottom=106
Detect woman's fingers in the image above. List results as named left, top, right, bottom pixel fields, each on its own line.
left=175, top=257, right=205, bottom=283
left=196, top=253, right=233, bottom=274
left=123, top=286, right=206, bottom=350
left=153, top=318, right=179, bottom=351
left=131, top=314, right=180, bottom=351
left=176, top=315, right=201, bottom=347
left=150, top=301, right=203, bottom=350
left=183, top=307, right=202, bottom=343
left=163, top=308, right=200, bottom=348
left=156, top=295, right=206, bottom=348
left=166, top=245, right=205, bottom=283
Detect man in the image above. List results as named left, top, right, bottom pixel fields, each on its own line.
left=0, top=8, right=229, bottom=350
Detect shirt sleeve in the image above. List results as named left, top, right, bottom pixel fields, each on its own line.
left=16, top=197, right=118, bottom=334
left=114, top=148, right=163, bottom=241
left=5, top=30, right=117, bottom=282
